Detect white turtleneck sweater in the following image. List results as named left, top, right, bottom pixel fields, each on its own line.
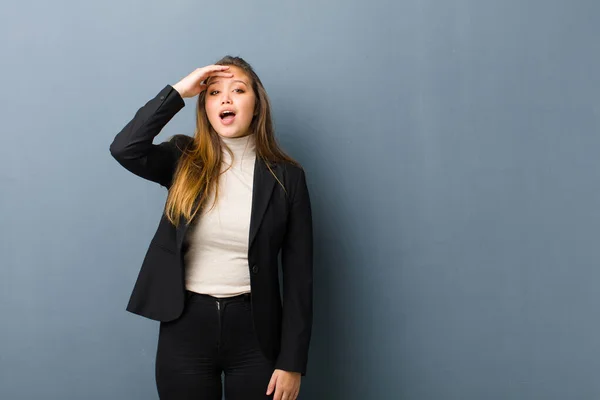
left=183, top=134, right=256, bottom=298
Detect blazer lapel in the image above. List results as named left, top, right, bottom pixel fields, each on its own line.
left=175, top=156, right=278, bottom=253
left=249, top=157, right=277, bottom=249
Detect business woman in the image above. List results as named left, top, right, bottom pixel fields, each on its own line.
left=109, top=56, right=313, bottom=400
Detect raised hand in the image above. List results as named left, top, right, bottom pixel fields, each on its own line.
left=172, top=65, right=234, bottom=98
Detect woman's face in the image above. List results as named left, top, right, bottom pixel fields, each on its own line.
left=204, top=66, right=257, bottom=138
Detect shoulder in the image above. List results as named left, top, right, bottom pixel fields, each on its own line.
left=276, top=160, right=306, bottom=180
left=169, top=134, right=194, bottom=148
left=167, top=134, right=194, bottom=156
left=276, top=161, right=309, bottom=199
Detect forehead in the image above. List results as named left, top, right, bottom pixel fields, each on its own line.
left=207, top=66, right=250, bottom=85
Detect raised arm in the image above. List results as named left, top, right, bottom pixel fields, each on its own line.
left=109, top=65, right=234, bottom=187
left=109, top=85, right=186, bottom=187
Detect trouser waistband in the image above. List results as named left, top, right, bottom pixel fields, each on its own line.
left=185, top=290, right=251, bottom=304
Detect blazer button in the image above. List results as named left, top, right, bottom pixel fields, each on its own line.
left=252, top=264, right=259, bottom=274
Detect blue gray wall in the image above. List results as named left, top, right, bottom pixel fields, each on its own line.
left=2, top=1, right=599, bottom=399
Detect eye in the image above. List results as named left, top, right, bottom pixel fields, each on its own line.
left=209, top=90, right=219, bottom=95
left=234, top=88, right=245, bottom=93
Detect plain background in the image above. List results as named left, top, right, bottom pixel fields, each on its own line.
left=1, top=0, right=600, bottom=399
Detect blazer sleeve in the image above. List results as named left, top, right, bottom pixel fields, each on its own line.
left=275, top=167, right=314, bottom=375
left=109, top=85, right=188, bottom=188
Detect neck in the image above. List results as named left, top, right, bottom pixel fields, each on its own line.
left=220, top=133, right=256, bottom=163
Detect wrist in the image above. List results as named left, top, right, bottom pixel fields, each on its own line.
left=172, top=83, right=185, bottom=98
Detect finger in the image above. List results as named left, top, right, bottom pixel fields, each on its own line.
left=204, top=65, right=231, bottom=73
left=203, top=72, right=234, bottom=86
left=196, top=66, right=230, bottom=80
left=208, top=72, right=234, bottom=78
left=266, top=373, right=278, bottom=395
left=273, top=387, right=284, bottom=400
left=205, top=64, right=230, bottom=70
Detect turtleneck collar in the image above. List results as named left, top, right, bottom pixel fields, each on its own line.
left=220, top=133, right=257, bottom=163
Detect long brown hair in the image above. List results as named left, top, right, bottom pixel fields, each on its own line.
left=165, top=56, right=298, bottom=226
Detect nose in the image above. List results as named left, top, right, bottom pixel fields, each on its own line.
left=221, top=93, right=232, bottom=104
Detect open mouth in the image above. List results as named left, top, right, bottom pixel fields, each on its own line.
left=220, top=110, right=236, bottom=124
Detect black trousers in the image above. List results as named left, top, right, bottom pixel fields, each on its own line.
left=155, top=291, right=275, bottom=399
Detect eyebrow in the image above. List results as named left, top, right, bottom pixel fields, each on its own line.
left=207, top=79, right=249, bottom=87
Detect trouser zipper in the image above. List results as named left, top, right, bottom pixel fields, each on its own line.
left=216, top=300, right=222, bottom=349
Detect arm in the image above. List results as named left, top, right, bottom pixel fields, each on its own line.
left=275, top=167, right=314, bottom=376
left=109, top=85, right=186, bottom=188
left=110, top=66, right=235, bottom=186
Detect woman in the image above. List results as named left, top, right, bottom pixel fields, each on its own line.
left=109, top=56, right=313, bottom=400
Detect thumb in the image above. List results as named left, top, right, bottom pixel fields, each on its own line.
left=198, top=82, right=207, bottom=93
left=266, top=370, right=279, bottom=395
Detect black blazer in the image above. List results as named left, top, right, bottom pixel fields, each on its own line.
left=109, top=85, right=313, bottom=375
